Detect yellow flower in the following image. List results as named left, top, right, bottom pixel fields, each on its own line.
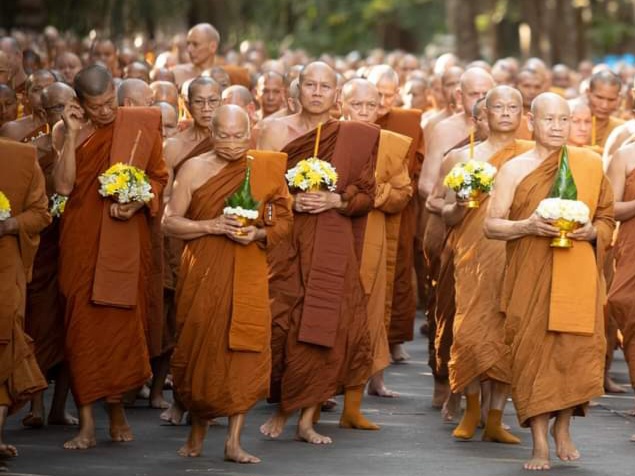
left=0, top=191, right=10, bottom=221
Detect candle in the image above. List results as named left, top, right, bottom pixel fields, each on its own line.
left=469, top=128, right=475, bottom=159
left=591, top=115, right=596, bottom=147
left=313, top=122, right=322, bottom=158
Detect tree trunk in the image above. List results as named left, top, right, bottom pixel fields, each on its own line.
left=447, top=0, right=480, bottom=61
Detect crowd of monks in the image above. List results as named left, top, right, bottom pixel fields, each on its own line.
left=1, top=21, right=635, bottom=471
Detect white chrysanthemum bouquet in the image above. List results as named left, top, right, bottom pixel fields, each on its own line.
left=443, top=159, right=497, bottom=208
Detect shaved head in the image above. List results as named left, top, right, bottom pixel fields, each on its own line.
left=189, top=23, right=220, bottom=45
left=150, top=80, right=178, bottom=109
left=222, top=85, right=253, bottom=107
left=212, top=105, right=251, bottom=162
left=155, top=101, right=178, bottom=138
left=367, top=65, right=400, bottom=87
left=187, top=23, right=220, bottom=67
left=124, top=61, right=151, bottom=83
left=55, top=51, right=82, bottom=84
left=299, top=61, right=337, bottom=87
left=187, top=76, right=221, bottom=103
left=26, top=69, right=55, bottom=93
left=204, top=66, right=230, bottom=89
left=460, top=67, right=495, bottom=93
left=530, top=92, right=571, bottom=149
left=342, top=78, right=379, bottom=102
left=531, top=91, right=569, bottom=116
left=150, top=67, right=175, bottom=83
left=41, top=81, right=76, bottom=125
left=298, top=61, right=338, bottom=114
left=212, top=104, right=249, bottom=131
left=117, top=78, right=153, bottom=107
left=73, top=64, right=113, bottom=102
left=485, top=85, right=522, bottom=108
left=341, top=78, right=380, bottom=123
left=484, top=85, right=522, bottom=134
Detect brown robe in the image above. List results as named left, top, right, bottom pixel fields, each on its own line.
left=269, top=120, right=378, bottom=412
left=376, top=108, right=423, bottom=345
left=607, top=168, right=635, bottom=389
left=501, top=147, right=614, bottom=426
left=59, top=109, right=168, bottom=405
left=360, top=130, right=413, bottom=375
left=25, top=146, right=65, bottom=374
left=171, top=153, right=292, bottom=418
left=448, top=140, right=533, bottom=393
left=222, top=65, right=251, bottom=88
left=0, top=138, right=48, bottom=411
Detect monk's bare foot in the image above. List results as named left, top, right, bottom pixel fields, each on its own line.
left=368, top=385, right=399, bottom=398
left=177, top=417, right=208, bottom=457
left=524, top=456, right=551, bottom=471
left=224, top=442, right=261, bottom=464
left=0, top=444, right=17, bottom=457
left=150, top=396, right=171, bottom=410
left=160, top=403, right=185, bottom=425
left=432, top=380, right=450, bottom=409
left=107, top=403, right=133, bottom=442
left=296, top=426, right=333, bottom=444
left=137, top=384, right=151, bottom=400
left=321, top=398, right=337, bottom=411
left=604, top=376, right=626, bottom=394
left=178, top=439, right=203, bottom=457
left=48, top=412, right=79, bottom=426
left=390, top=344, right=410, bottom=363
left=551, top=422, right=580, bottom=461
left=63, top=434, right=97, bottom=450
left=259, top=410, right=288, bottom=438
left=21, top=412, right=44, bottom=429
left=441, top=393, right=461, bottom=422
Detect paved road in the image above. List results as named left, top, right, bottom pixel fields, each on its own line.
left=3, top=316, right=634, bottom=476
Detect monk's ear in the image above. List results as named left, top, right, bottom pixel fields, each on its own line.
left=210, top=41, right=219, bottom=56
left=527, top=112, right=535, bottom=132
left=455, top=87, right=462, bottom=107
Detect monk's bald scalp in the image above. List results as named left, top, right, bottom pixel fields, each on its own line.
left=530, top=91, right=570, bottom=116
left=589, top=69, right=622, bottom=91
left=367, top=64, right=399, bottom=86
left=460, top=67, right=495, bottom=92
left=222, top=85, right=253, bottom=106
left=189, top=23, right=220, bottom=44
left=485, top=85, right=522, bottom=107
left=26, top=69, right=55, bottom=93
left=341, top=78, right=379, bottom=101
left=567, top=98, right=590, bottom=114
left=299, top=61, right=337, bottom=87
left=0, top=36, right=21, bottom=55
left=258, top=70, right=286, bottom=86
left=0, top=83, right=17, bottom=99
left=288, top=79, right=300, bottom=99
left=155, top=100, right=177, bottom=116
left=212, top=104, right=250, bottom=131
left=442, top=66, right=465, bottom=86
left=187, top=76, right=221, bottom=103
left=117, top=78, right=151, bottom=106
left=41, top=81, right=76, bottom=107
left=73, top=64, right=113, bottom=101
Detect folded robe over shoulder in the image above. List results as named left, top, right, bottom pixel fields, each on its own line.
left=59, top=108, right=168, bottom=405
left=171, top=152, right=292, bottom=419
left=0, top=139, right=49, bottom=412
left=269, top=120, right=378, bottom=413
left=501, top=146, right=614, bottom=427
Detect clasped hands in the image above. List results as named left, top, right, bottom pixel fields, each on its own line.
left=110, top=201, right=145, bottom=221
left=293, top=191, right=342, bottom=214
left=207, top=214, right=266, bottom=245
left=526, top=213, right=597, bottom=242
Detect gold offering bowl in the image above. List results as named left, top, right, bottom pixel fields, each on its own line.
left=550, top=218, right=580, bottom=248
left=467, top=189, right=481, bottom=209
left=234, top=215, right=254, bottom=236
left=308, top=184, right=325, bottom=193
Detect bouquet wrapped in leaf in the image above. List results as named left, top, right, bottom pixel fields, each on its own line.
left=50, top=193, right=68, bottom=218
left=223, top=158, right=260, bottom=235
left=0, top=191, right=10, bottom=221
left=98, top=163, right=155, bottom=204
left=443, top=159, right=497, bottom=208
left=535, top=146, right=589, bottom=248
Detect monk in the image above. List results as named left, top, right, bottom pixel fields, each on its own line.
left=117, top=78, right=154, bottom=107
left=602, top=83, right=635, bottom=168
left=53, top=64, right=168, bottom=449
left=54, top=52, right=82, bottom=85
left=23, top=82, right=78, bottom=429
left=0, top=84, right=18, bottom=127
left=155, top=101, right=178, bottom=139
left=266, top=78, right=301, bottom=119
left=150, top=80, right=179, bottom=111
left=222, top=85, right=259, bottom=128
left=124, top=61, right=151, bottom=83
left=568, top=99, right=593, bottom=148
left=0, top=138, right=49, bottom=457
left=606, top=139, right=635, bottom=423
left=516, top=68, right=546, bottom=140
left=367, top=65, right=423, bottom=364
left=0, top=37, right=28, bottom=116
left=163, top=105, right=292, bottom=463
left=254, top=71, right=287, bottom=119
left=0, top=69, right=55, bottom=142
left=90, top=38, right=120, bottom=77
left=442, top=86, right=531, bottom=444
left=259, top=61, right=377, bottom=444
left=587, top=70, right=624, bottom=148
left=484, top=93, right=614, bottom=470
left=420, top=67, right=495, bottom=414
left=341, top=78, right=413, bottom=400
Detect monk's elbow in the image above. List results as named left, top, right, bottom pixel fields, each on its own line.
left=483, top=220, right=495, bottom=239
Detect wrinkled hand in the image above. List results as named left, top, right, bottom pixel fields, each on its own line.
left=525, top=213, right=561, bottom=237
left=62, top=101, right=84, bottom=134
left=110, top=201, right=144, bottom=221
left=295, top=191, right=342, bottom=214
left=0, top=218, right=18, bottom=237
left=567, top=221, right=597, bottom=242
left=208, top=214, right=243, bottom=236
left=227, top=225, right=266, bottom=245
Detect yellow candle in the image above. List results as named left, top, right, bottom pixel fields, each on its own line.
left=313, top=122, right=322, bottom=158
left=469, top=128, right=475, bottom=159
left=591, top=115, right=596, bottom=146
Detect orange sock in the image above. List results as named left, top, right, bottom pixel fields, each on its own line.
left=452, top=392, right=480, bottom=440
left=482, top=409, right=520, bottom=444
left=339, top=385, right=380, bottom=430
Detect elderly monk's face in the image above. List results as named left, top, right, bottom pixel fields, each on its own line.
left=28, top=75, right=55, bottom=115
left=531, top=99, right=571, bottom=149
left=257, top=75, right=286, bottom=116
left=375, top=78, right=399, bottom=118
left=81, top=83, right=118, bottom=126
left=486, top=92, right=522, bottom=133
left=212, top=115, right=250, bottom=162
left=568, top=105, right=592, bottom=147
left=188, top=84, right=221, bottom=129
left=55, top=53, right=82, bottom=85
left=341, top=86, right=379, bottom=123
left=0, top=90, right=18, bottom=125
left=587, top=82, right=620, bottom=120
left=299, top=68, right=337, bottom=115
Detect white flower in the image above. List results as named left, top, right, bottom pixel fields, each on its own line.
left=535, top=198, right=590, bottom=224
left=223, top=206, right=259, bottom=220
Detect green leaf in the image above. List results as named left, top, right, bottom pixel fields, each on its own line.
left=225, top=163, right=261, bottom=210
left=548, top=146, right=577, bottom=200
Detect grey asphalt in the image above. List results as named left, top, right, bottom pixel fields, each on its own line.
left=3, top=315, right=634, bottom=476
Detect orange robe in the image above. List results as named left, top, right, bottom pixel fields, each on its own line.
left=607, top=168, right=635, bottom=389
left=515, top=114, right=533, bottom=141
left=448, top=140, right=533, bottom=393
left=171, top=152, right=292, bottom=418
left=501, top=147, right=614, bottom=426
left=222, top=65, right=251, bottom=88
left=596, top=116, right=625, bottom=148
left=59, top=109, right=168, bottom=405
left=0, top=138, right=48, bottom=411
left=376, top=108, right=423, bottom=345
left=269, top=121, right=378, bottom=412
left=25, top=146, right=65, bottom=374
left=360, top=130, right=413, bottom=375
